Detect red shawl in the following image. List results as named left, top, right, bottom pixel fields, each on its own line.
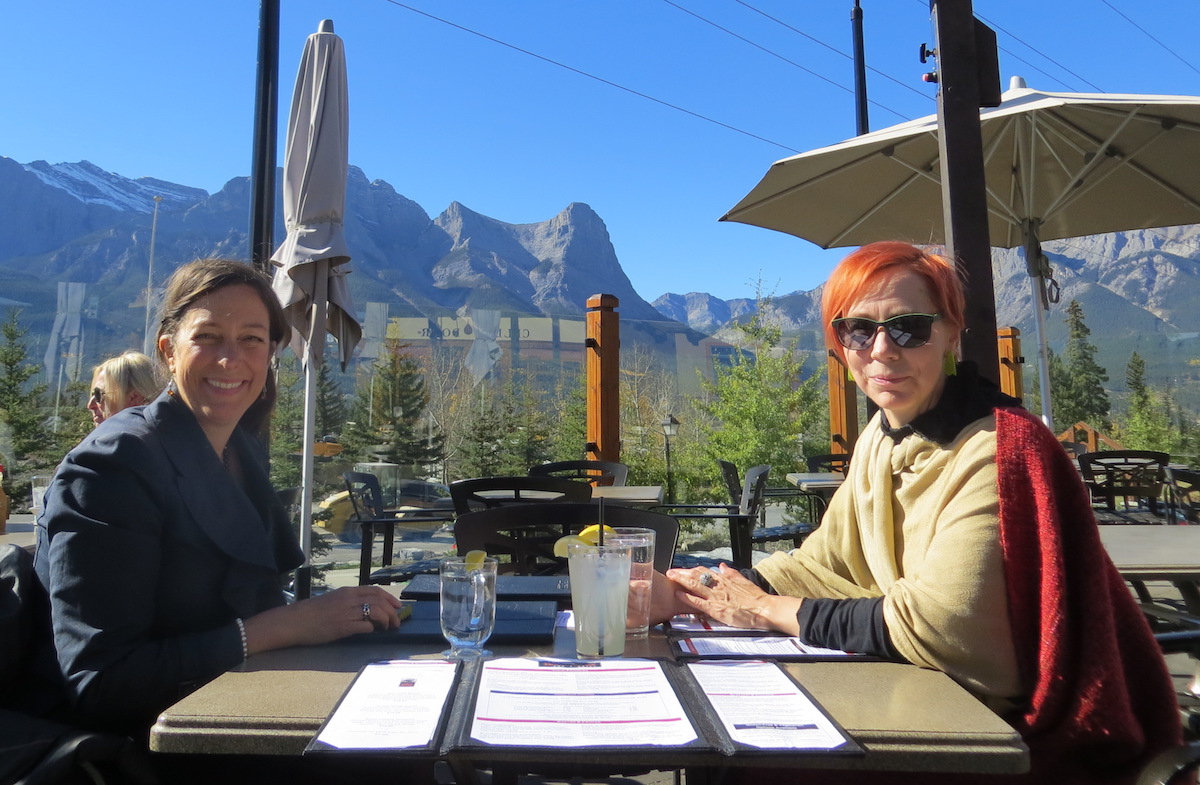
left=995, top=407, right=1181, bottom=783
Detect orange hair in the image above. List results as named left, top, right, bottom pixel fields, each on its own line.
left=821, top=241, right=965, bottom=362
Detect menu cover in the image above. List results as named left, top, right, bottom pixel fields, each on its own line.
left=683, top=660, right=862, bottom=757
left=440, top=657, right=725, bottom=760
left=345, top=600, right=557, bottom=644
left=673, top=635, right=874, bottom=661
left=402, top=574, right=571, bottom=603
left=306, top=657, right=860, bottom=760
left=306, top=659, right=461, bottom=755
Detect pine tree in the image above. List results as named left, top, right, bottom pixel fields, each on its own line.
left=1050, top=300, right=1110, bottom=429
left=315, top=358, right=348, bottom=440
left=345, top=339, right=444, bottom=473
left=0, top=310, right=51, bottom=468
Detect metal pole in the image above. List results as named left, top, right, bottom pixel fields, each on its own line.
left=930, top=0, right=1000, bottom=386
left=249, top=0, right=280, bottom=273
left=143, top=195, right=162, bottom=356
left=851, top=0, right=869, bottom=135
left=664, top=434, right=675, bottom=505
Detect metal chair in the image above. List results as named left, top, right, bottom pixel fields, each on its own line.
left=528, top=459, right=629, bottom=487
left=1165, top=467, right=1200, bottom=524
left=453, top=502, right=678, bottom=575
left=657, top=465, right=769, bottom=569
left=718, top=460, right=825, bottom=551
left=343, top=472, right=447, bottom=585
left=1078, top=450, right=1169, bottom=522
left=448, top=475, right=593, bottom=516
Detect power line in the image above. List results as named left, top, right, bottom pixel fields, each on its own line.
left=1098, top=0, right=1200, bottom=78
left=733, top=0, right=933, bottom=105
left=659, top=0, right=913, bottom=123
left=381, top=0, right=801, bottom=154
left=971, top=10, right=1105, bottom=92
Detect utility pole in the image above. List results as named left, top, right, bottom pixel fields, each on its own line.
left=249, top=0, right=279, bottom=273
left=928, top=0, right=1000, bottom=386
left=143, top=195, right=162, bottom=356
left=851, top=0, right=869, bottom=135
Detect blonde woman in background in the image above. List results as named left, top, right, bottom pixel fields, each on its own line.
left=87, top=350, right=161, bottom=426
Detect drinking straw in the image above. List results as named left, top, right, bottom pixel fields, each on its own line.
left=597, top=496, right=606, bottom=655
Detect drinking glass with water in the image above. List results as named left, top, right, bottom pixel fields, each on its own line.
left=440, top=553, right=497, bottom=660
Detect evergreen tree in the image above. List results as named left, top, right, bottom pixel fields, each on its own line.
left=456, top=389, right=507, bottom=479
left=1126, top=352, right=1148, bottom=406
left=344, top=339, right=444, bottom=473
left=315, top=358, right=348, bottom=440
left=1050, top=300, right=1110, bottom=429
left=693, top=306, right=822, bottom=476
left=0, top=310, right=51, bottom=468
left=269, top=357, right=304, bottom=490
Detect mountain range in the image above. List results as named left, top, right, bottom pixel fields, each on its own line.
left=3, top=156, right=1200, bottom=404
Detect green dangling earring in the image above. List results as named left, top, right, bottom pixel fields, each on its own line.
left=845, top=366, right=854, bottom=382
left=943, top=351, right=958, bottom=377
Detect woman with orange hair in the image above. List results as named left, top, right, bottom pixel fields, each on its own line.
left=652, top=241, right=1179, bottom=783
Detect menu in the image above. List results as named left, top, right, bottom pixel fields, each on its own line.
left=309, top=660, right=458, bottom=752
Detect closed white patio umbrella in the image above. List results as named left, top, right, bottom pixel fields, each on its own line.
left=271, top=19, right=361, bottom=597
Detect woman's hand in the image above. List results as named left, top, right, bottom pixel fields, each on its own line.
left=243, top=586, right=405, bottom=655
left=664, top=564, right=803, bottom=635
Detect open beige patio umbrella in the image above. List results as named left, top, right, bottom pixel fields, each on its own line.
left=271, top=19, right=361, bottom=598
left=722, top=76, right=1200, bottom=428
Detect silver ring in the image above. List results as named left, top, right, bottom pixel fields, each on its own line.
left=361, top=603, right=372, bottom=621
left=699, top=572, right=716, bottom=588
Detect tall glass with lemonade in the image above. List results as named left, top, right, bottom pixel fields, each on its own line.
left=566, top=539, right=631, bottom=658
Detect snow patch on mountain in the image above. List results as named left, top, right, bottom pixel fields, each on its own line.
left=20, top=159, right=206, bottom=214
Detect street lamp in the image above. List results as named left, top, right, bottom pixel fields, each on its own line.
left=661, top=414, right=680, bottom=505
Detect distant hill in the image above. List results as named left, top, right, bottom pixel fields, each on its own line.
left=654, top=225, right=1200, bottom=405
left=0, top=156, right=702, bottom=381
left=4, top=155, right=1199, bottom=408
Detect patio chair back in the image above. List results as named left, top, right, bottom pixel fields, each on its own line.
left=454, top=502, right=679, bottom=575
left=344, top=471, right=388, bottom=519
left=449, top=476, right=593, bottom=516
left=1165, top=466, right=1200, bottom=524
left=528, top=460, right=629, bottom=487
left=807, top=453, right=852, bottom=475
left=1077, top=450, right=1169, bottom=515
left=717, top=460, right=742, bottom=505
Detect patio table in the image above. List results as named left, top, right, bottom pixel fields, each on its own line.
left=150, top=592, right=1027, bottom=780
left=1099, top=524, right=1200, bottom=615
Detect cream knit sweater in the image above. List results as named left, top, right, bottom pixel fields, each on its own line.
left=756, top=414, right=1023, bottom=708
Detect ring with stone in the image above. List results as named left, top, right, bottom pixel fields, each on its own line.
left=699, top=572, right=717, bottom=588
left=361, top=603, right=372, bottom=621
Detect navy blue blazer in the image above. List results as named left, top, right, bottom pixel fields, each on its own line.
left=34, top=391, right=303, bottom=734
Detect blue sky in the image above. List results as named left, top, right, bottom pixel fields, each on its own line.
left=3, top=1, right=1198, bottom=302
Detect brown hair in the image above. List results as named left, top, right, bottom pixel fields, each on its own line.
left=155, top=259, right=288, bottom=361
left=821, top=241, right=965, bottom=362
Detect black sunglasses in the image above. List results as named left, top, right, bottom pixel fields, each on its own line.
left=831, top=313, right=943, bottom=350
left=90, top=388, right=106, bottom=406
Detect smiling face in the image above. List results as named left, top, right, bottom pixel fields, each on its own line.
left=158, top=284, right=273, bottom=448
left=842, top=268, right=958, bottom=428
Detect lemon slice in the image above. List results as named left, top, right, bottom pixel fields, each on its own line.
left=553, top=535, right=589, bottom=558
left=464, top=549, right=488, bottom=570
left=578, top=524, right=616, bottom=545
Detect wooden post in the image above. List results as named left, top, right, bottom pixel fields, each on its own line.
left=586, top=294, right=620, bottom=462
left=997, top=327, right=1023, bottom=401
left=827, top=350, right=858, bottom=455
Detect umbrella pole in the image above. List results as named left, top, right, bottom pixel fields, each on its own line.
left=1030, top=276, right=1054, bottom=430
left=296, top=264, right=328, bottom=600
left=1022, top=227, right=1055, bottom=430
